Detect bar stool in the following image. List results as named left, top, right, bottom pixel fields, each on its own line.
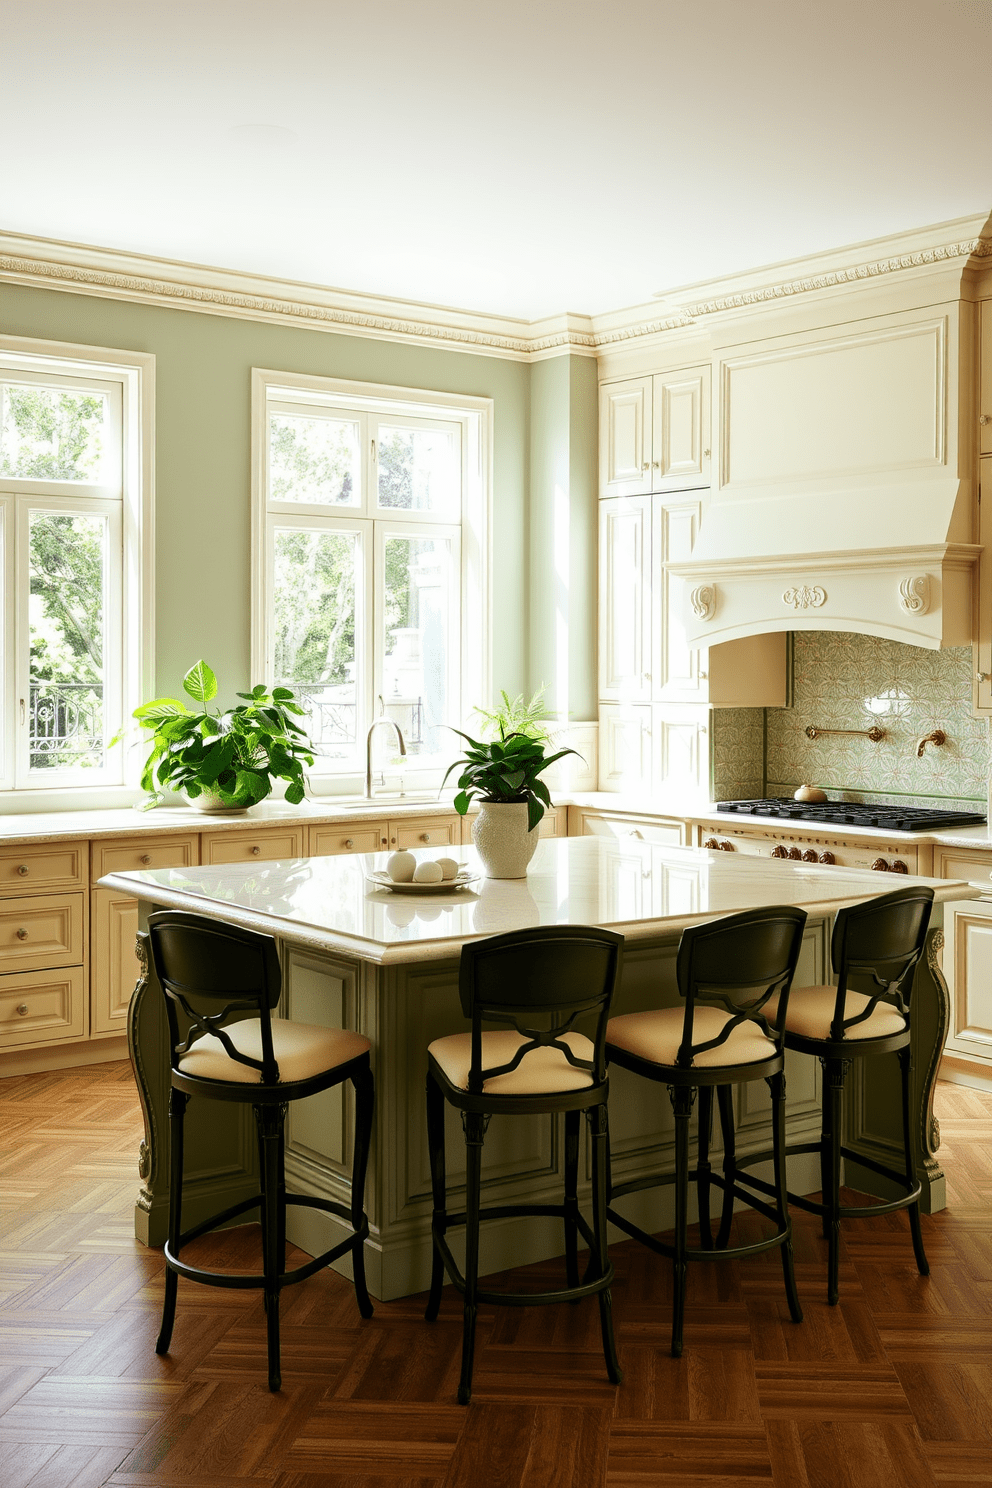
left=732, top=884, right=935, bottom=1305
left=424, top=924, right=624, bottom=1404
left=605, top=905, right=808, bottom=1357
left=147, top=910, right=375, bottom=1392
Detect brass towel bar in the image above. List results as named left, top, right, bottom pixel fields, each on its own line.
left=805, top=725, right=886, bottom=742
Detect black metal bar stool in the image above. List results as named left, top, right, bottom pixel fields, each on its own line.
left=730, top=884, right=935, bottom=1305
left=147, top=910, right=375, bottom=1392
left=605, top=905, right=808, bottom=1357
left=424, top=923, right=624, bottom=1404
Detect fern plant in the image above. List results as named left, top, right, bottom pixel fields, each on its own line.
left=129, top=661, right=314, bottom=809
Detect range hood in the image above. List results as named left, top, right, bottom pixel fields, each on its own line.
left=668, top=307, right=980, bottom=651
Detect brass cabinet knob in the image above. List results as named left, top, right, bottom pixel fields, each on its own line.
left=788, top=846, right=802, bottom=860
left=871, top=858, right=890, bottom=872
left=250, top=845, right=261, bottom=856
left=891, top=860, right=909, bottom=874
left=391, top=837, right=397, bottom=845
left=704, top=837, right=719, bottom=849
left=140, top=854, right=152, bottom=865
left=771, top=845, right=789, bottom=858
left=719, top=840, right=735, bottom=851
left=344, top=838, right=354, bottom=849
left=802, top=849, right=818, bottom=862
left=16, top=928, right=28, bottom=940
left=16, top=1003, right=28, bottom=1015
left=421, top=833, right=431, bottom=843
left=16, top=865, right=28, bottom=876
left=819, top=851, right=835, bottom=865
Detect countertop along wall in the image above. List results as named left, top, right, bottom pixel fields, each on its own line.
left=0, top=281, right=599, bottom=733
left=719, top=632, right=990, bottom=808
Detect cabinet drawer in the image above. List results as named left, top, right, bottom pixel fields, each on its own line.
left=202, top=829, right=306, bottom=865
left=310, top=824, right=388, bottom=856
left=0, top=843, right=86, bottom=897
left=538, top=807, right=566, bottom=838
left=92, top=834, right=199, bottom=884
left=933, top=847, right=992, bottom=888
left=578, top=812, right=683, bottom=846
left=391, top=817, right=458, bottom=850
left=0, top=965, right=86, bottom=1049
left=0, top=893, right=85, bottom=975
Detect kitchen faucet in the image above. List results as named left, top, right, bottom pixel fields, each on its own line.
left=365, top=718, right=407, bottom=799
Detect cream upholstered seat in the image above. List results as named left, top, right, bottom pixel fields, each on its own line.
left=179, top=1020, right=370, bottom=1085
left=427, top=1028, right=594, bottom=1096
left=606, top=1005, right=777, bottom=1068
left=765, top=985, right=907, bottom=1042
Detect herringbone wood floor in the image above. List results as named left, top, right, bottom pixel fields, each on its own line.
left=1, top=1061, right=990, bottom=1488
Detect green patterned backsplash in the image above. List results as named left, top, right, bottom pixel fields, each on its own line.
left=711, top=708, right=765, bottom=801
left=764, top=633, right=989, bottom=807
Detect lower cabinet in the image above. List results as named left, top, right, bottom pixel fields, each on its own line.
left=933, top=845, right=992, bottom=1074
left=91, top=886, right=141, bottom=1036
left=0, top=966, right=86, bottom=1047
left=569, top=807, right=685, bottom=846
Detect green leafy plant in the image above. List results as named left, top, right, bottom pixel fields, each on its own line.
left=442, top=721, right=579, bottom=832
left=128, top=661, right=315, bottom=809
left=472, top=686, right=553, bottom=745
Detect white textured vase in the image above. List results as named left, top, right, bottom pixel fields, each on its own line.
left=188, top=789, right=251, bottom=815
left=471, top=801, right=539, bottom=879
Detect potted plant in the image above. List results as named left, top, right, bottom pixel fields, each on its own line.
left=443, top=719, right=579, bottom=878
left=129, top=661, right=315, bottom=812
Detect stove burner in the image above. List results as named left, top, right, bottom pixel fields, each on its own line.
left=716, top=799, right=986, bottom=832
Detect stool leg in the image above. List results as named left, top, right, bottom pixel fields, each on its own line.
left=589, top=1103, right=622, bottom=1385
left=769, top=1071, right=802, bottom=1323
left=256, top=1104, right=285, bottom=1392
left=424, top=1072, right=447, bottom=1323
left=697, top=1086, right=714, bottom=1251
left=824, top=1059, right=846, bottom=1306
left=715, top=1085, right=736, bottom=1249
left=350, top=1064, right=375, bottom=1319
left=458, top=1111, right=487, bottom=1405
left=819, top=1057, right=833, bottom=1240
left=671, top=1085, right=693, bottom=1358
left=564, top=1109, right=581, bottom=1292
left=898, top=1046, right=929, bottom=1277
left=156, top=1086, right=187, bottom=1355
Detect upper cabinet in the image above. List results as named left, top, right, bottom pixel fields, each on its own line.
left=600, top=367, right=711, bottom=497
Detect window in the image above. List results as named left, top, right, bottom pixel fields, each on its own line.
left=0, top=340, right=153, bottom=799
left=253, top=372, right=490, bottom=787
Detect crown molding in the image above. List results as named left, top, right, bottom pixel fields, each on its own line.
left=1, top=213, right=989, bottom=363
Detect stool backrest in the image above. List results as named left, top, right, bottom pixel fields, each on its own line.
left=458, top=924, right=624, bottom=1095
left=674, top=905, right=808, bottom=1067
left=148, top=911, right=283, bottom=1083
left=829, top=885, right=934, bottom=1041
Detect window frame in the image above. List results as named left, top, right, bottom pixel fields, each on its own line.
left=0, top=336, right=154, bottom=807
left=252, top=368, right=492, bottom=793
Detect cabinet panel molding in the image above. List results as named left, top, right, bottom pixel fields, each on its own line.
left=600, top=379, right=652, bottom=496
left=91, top=887, right=139, bottom=1036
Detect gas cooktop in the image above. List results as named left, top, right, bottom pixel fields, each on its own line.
left=716, top=798, right=987, bottom=832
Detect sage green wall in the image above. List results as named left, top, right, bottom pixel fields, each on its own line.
left=527, top=354, right=598, bottom=720
left=1, top=282, right=542, bottom=713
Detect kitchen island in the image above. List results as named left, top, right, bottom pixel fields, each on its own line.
left=102, top=835, right=976, bottom=1300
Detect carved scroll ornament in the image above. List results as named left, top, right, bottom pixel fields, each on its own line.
left=689, top=584, right=717, bottom=622
left=899, top=574, right=931, bottom=616
left=783, top=585, right=826, bottom=610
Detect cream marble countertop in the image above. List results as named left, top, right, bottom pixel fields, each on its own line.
left=0, top=794, right=464, bottom=847
left=99, top=835, right=977, bottom=968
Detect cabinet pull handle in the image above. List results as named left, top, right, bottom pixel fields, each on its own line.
left=16, top=928, right=28, bottom=940
left=421, top=833, right=431, bottom=843
left=140, top=854, right=152, bottom=865
left=381, top=837, right=388, bottom=846
left=391, top=837, right=397, bottom=845
left=16, top=1003, right=28, bottom=1015
left=345, top=838, right=354, bottom=849
left=641, top=461, right=650, bottom=471
left=250, top=845, right=261, bottom=856
left=16, top=865, right=28, bottom=876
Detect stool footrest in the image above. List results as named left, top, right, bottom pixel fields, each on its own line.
left=167, top=1194, right=368, bottom=1291
left=606, top=1202, right=791, bottom=1263
left=431, top=1228, right=613, bottom=1306
left=736, top=1143, right=922, bottom=1218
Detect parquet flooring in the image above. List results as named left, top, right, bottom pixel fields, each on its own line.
left=1, top=1060, right=990, bottom=1488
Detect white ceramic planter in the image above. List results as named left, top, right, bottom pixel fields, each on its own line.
left=187, top=788, right=251, bottom=815
left=471, top=800, right=539, bottom=879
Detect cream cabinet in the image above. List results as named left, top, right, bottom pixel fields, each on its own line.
left=933, top=845, right=992, bottom=1073
left=0, top=842, right=88, bottom=1054
left=599, top=367, right=711, bottom=498
left=569, top=806, right=684, bottom=847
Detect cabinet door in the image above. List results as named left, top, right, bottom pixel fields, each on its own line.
left=942, top=897, right=992, bottom=1070
left=652, top=703, right=710, bottom=795
left=600, top=379, right=652, bottom=496
left=982, top=302, right=992, bottom=457
left=599, top=497, right=652, bottom=703
left=91, top=887, right=139, bottom=1036
left=653, top=497, right=704, bottom=700
left=598, top=704, right=651, bottom=791
left=976, top=457, right=992, bottom=714
left=651, top=366, right=710, bottom=491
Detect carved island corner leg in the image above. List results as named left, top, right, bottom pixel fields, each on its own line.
left=913, top=923, right=948, bottom=1214
left=127, top=929, right=172, bottom=1247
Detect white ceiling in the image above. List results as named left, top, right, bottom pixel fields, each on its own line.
left=4, top=0, right=991, bottom=321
